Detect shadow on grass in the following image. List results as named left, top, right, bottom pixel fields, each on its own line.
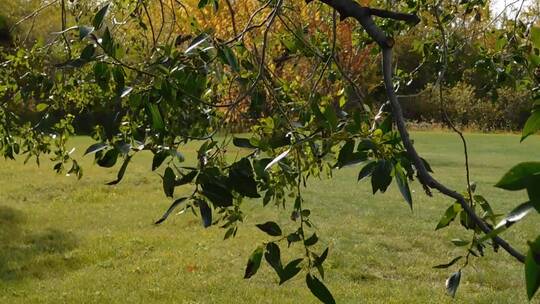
left=0, top=205, right=79, bottom=282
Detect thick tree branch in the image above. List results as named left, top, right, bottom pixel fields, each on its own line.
left=311, top=0, right=526, bottom=263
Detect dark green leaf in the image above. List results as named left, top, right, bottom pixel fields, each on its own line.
left=244, top=246, right=264, bottom=279
left=155, top=197, right=187, bottom=224
left=521, top=112, right=540, bottom=141
left=265, top=242, right=282, bottom=277
left=228, top=158, right=260, bottom=198
left=198, top=0, right=209, bottom=8
left=199, top=199, right=212, bottom=228
left=93, top=3, right=110, bottom=29
left=287, top=232, right=302, bottom=246
left=304, top=233, right=318, bottom=246
left=323, top=104, right=338, bottom=131
left=358, top=161, right=376, bottom=181
left=146, top=103, right=165, bottom=131
left=106, top=155, right=132, bottom=185
left=79, top=26, right=94, bottom=40
left=176, top=170, right=198, bottom=186
left=314, top=248, right=329, bottom=267
left=306, top=274, right=336, bottom=304
left=256, top=221, right=282, bottom=236
left=233, top=137, right=257, bottom=149
left=163, top=167, right=176, bottom=198
left=279, top=258, right=303, bottom=285
left=97, top=149, right=118, bottom=168
left=201, top=182, right=233, bottom=207
left=525, top=236, right=540, bottom=300
left=394, top=165, right=412, bottom=209
left=152, top=151, right=170, bottom=171
left=433, top=256, right=463, bottom=269
left=445, top=270, right=461, bottom=298
left=336, top=140, right=367, bottom=168
left=219, top=45, right=240, bottom=72
left=371, top=160, right=392, bottom=194
left=495, top=162, right=540, bottom=191
left=80, top=44, right=95, bottom=60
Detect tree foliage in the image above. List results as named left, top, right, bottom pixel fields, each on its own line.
left=1, top=0, right=540, bottom=302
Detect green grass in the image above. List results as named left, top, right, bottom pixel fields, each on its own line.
left=0, top=132, right=538, bottom=303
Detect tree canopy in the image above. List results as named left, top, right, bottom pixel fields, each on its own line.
left=1, top=0, right=540, bottom=302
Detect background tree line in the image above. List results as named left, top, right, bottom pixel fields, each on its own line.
left=1, top=0, right=537, bottom=132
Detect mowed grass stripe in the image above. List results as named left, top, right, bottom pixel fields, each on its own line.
left=0, top=132, right=538, bottom=303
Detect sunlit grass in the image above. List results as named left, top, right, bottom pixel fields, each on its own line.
left=0, top=132, right=538, bottom=303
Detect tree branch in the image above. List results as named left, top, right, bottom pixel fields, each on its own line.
left=311, top=0, right=526, bottom=264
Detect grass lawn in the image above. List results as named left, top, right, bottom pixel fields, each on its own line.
left=0, top=131, right=538, bottom=303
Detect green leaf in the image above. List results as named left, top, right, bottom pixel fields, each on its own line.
left=201, top=182, right=233, bottom=207
left=433, top=256, right=463, bottom=269
left=84, top=142, right=108, bottom=156
left=279, top=258, right=303, bottom=285
left=264, top=149, right=291, bottom=171
left=146, top=103, right=165, bottom=131
left=176, top=170, right=198, bottom=186
left=394, top=164, right=412, bottom=209
left=358, top=161, right=376, bottom=181
left=93, top=3, right=110, bottom=29
left=306, top=274, right=336, bottom=304
left=244, top=246, right=264, bottom=279
left=304, top=233, right=318, bottom=246
left=495, top=162, right=540, bottom=190
left=335, top=140, right=367, bottom=168
left=233, top=137, right=257, bottom=149
left=256, top=221, right=282, bottom=236
left=198, top=0, right=209, bottom=8
left=531, top=26, right=540, bottom=49
left=79, top=26, right=94, bottom=40
left=228, top=158, right=260, bottom=198
left=101, top=27, right=115, bottom=56
left=36, top=103, right=49, bottom=112
left=219, top=45, right=239, bottom=72
left=199, top=199, right=212, bottom=228
left=80, top=44, right=95, bottom=60
left=522, top=111, right=540, bottom=142
left=323, top=104, right=338, bottom=131
left=314, top=248, right=329, bottom=267
left=155, top=197, right=187, bottom=224
left=445, top=270, right=461, bottom=298
left=451, top=239, right=470, bottom=247
left=371, top=160, right=392, bottom=194
left=106, top=155, right=132, bottom=185
left=162, top=167, right=176, bottom=198
left=152, top=151, right=170, bottom=171
left=97, top=149, right=118, bottom=168
left=287, top=232, right=302, bottom=246
left=265, top=242, right=282, bottom=277
left=436, top=203, right=462, bottom=230
left=525, top=236, right=540, bottom=300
